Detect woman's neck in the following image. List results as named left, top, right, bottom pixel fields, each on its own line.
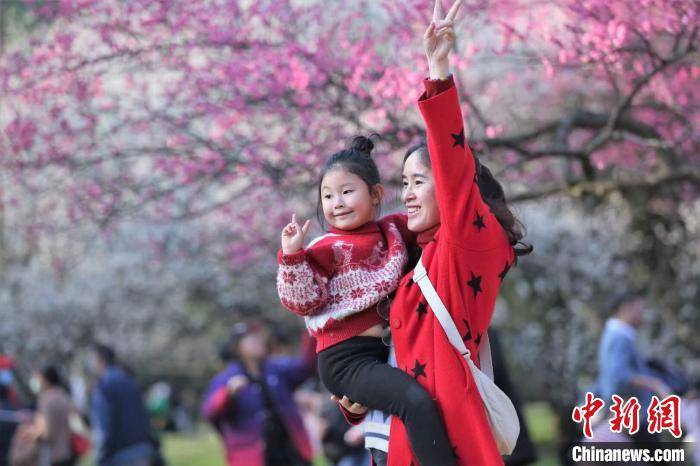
left=242, top=358, right=262, bottom=378
left=417, top=224, right=440, bottom=247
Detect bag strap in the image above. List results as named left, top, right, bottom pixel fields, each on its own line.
left=413, top=257, right=494, bottom=381
left=480, top=332, right=494, bottom=381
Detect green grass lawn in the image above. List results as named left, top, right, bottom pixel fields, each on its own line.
left=161, top=427, right=225, bottom=466
left=79, top=403, right=563, bottom=465
left=79, top=427, right=225, bottom=466
left=79, top=427, right=331, bottom=466
left=524, top=402, right=560, bottom=466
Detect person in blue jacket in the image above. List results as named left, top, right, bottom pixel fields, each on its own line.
left=594, top=291, right=673, bottom=443
left=89, top=344, right=154, bottom=466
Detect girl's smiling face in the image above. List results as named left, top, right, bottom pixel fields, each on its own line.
left=321, top=167, right=382, bottom=230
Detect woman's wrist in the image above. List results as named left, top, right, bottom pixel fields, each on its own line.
left=428, top=59, right=450, bottom=80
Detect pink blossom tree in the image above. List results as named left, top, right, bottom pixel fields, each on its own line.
left=1, top=0, right=696, bottom=262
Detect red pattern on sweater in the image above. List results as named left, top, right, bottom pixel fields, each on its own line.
left=277, top=213, right=414, bottom=352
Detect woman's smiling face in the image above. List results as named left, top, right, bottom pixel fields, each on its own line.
left=401, top=151, right=440, bottom=232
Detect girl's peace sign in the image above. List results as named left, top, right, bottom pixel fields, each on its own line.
left=281, top=213, right=311, bottom=255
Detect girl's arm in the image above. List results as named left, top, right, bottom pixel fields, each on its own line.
left=277, top=214, right=332, bottom=315
left=277, top=248, right=332, bottom=316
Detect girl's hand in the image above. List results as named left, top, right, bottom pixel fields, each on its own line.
left=424, top=0, right=461, bottom=79
left=331, top=394, right=369, bottom=415
left=281, top=213, right=311, bottom=254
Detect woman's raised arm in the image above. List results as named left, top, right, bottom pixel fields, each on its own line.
left=418, top=1, right=483, bottom=240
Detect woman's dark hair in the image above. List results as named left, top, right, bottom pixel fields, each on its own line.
left=316, top=135, right=382, bottom=228
left=403, top=142, right=533, bottom=257
left=41, top=365, right=68, bottom=392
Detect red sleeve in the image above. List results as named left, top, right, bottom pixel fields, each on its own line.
left=201, top=386, right=234, bottom=422
left=417, top=78, right=485, bottom=243
left=339, top=403, right=367, bottom=426
left=424, top=75, right=455, bottom=99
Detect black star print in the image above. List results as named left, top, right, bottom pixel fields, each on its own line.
left=473, top=211, right=486, bottom=232
left=452, top=445, right=460, bottom=459
left=416, top=301, right=428, bottom=318
left=467, top=272, right=483, bottom=299
left=462, top=319, right=472, bottom=342
left=475, top=332, right=483, bottom=346
left=411, top=360, right=427, bottom=379
left=499, top=261, right=512, bottom=281
left=451, top=128, right=465, bottom=148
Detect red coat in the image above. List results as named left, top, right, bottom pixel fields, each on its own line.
left=387, top=79, right=515, bottom=466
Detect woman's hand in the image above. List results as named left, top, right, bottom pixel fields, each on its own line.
left=281, top=213, right=311, bottom=255
left=424, top=0, right=461, bottom=79
left=331, top=394, right=368, bottom=415
left=226, top=374, right=249, bottom=397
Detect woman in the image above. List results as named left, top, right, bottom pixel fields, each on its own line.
left=201, top=320, right=317, bottom=466
left=34, top=366, right=76, bottom=466
left=340, top=1, right=531, bottom=464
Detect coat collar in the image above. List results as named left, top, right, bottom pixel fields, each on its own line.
left=417, top=224, right=440, bottom=247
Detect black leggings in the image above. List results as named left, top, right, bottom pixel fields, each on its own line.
left=318, top=336, right=457, bottom=466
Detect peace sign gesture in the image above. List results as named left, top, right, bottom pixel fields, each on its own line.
left=281, top=213, right=311, bottom=254
left=424, top=0, right=461, bottom=79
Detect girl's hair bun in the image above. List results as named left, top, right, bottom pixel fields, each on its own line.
left=349, top=135, right=375, bottom=156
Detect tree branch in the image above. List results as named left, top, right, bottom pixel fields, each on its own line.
left=510, top=168, right=700, bottom=203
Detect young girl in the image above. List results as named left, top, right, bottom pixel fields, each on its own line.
left=277, top=136, right=457, bottom=466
